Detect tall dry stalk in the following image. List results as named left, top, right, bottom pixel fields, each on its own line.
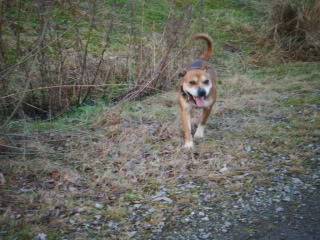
left=80, top=3, right=116, bottom=105
left=269, top=0, right=320, bottom=60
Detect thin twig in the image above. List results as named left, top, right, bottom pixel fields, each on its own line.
left=1, top=17, right=49, bottom=128
left=81, top=2, right=115, bottom=104
left=1, top=84, right=167, bottom=100
left=0, top=22, right=78, bottom=80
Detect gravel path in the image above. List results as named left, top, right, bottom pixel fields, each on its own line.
left=153, top=172, right=320, bottom=240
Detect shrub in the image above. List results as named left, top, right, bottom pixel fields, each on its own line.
left=268, top=0, right=320, bottom=61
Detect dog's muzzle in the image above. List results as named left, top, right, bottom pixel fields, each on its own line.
left=190, top=88, right=207, bottom=107
left=197, top=88, right=206, bottom=97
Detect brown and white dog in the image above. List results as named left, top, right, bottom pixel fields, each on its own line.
left=179, top=34, right=217, bottom=148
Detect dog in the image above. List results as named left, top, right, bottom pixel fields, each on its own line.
left=179, top=34, right=217, bottom=148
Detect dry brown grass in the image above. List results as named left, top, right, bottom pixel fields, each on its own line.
left=269, top=0, right=320, bottom=61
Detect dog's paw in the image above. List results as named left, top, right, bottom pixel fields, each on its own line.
left=194, top=125, right=204, bottom=138
left=183, top=141, right=194, bottom=149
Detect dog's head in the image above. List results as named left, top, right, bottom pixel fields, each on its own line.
left=180, top=68, right=212, bottom=107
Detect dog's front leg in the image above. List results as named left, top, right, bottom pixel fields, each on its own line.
left=195, top=106, right=212, bottom=138
left=180, top=106, right=193, bottom=148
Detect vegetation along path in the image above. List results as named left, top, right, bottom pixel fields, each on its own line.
left=1, top=62, right=319, bottom=239
left=1, top=0, right=320, bottom=239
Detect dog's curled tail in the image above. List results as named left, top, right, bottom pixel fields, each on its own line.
left=193, top=34, right=213, bottom=61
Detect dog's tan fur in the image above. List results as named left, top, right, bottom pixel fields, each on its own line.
left=179, top=34, right=217, bottom=148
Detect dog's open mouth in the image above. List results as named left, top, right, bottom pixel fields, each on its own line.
left=192, top=96, right=206, bottom=107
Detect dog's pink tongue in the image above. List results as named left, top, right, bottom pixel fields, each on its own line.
left=195, top=97, right=205, bottom=107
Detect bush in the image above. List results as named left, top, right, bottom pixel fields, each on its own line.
left=269, top=0, right=320, bottom=61
left=0, top=1, right=193, bottom=123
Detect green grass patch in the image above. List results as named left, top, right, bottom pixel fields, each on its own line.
left=1, top=224, right=33, bottom=240
left=283, top=94, right=320, bottom=107
left=249, top=62, right=320, bottom=81
left=7, top=101, right=107, bottom=133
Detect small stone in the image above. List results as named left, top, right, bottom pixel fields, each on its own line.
left=152, top=196, right=173, bottom=204
left=219, top=164, right=229, bottom=173
left=199, top=212, right=205, bottom=217
left=74, top=207, right=86, bottom=213
left=276, top=207, right=284, bottom=213
left=128, top=231, right=137, bottom=238
left=95, top=203, right=103, bottom=209
left=200, top=233, right=211, bottom=239
left=107, top=221, right=118, bottom=230
left=292, top=178, right=303, bottom=185
left=201, top=216, right=209, bottom=221
left=144, top=223, right=152, bottom=229
left=273, top=198, right=281, bottom=203
left=224, top=221, right=232, bottom=228
left=283, top=186, right=290, bottom=193
left=244, top=146, right=252, bottom=152
left=133, top=204, right=141, bottom=209
left=203, top=193, right=215, bottom=202
left=283, top=196, right=291, bottom=202
left=68, top=186, right=77, bottom=192
left=148, top=207, right=156, bottom=213
left=19, top=188, right=33, bottom=193
left=35, top=233, right=47, bottom=240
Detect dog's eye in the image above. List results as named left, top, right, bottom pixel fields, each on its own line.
left=203, top=79, right=210, bottom=85
left=189, top=80, right=196, bottom=85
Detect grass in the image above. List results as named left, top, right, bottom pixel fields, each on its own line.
left=283, top=95, right=320, bottom=107
left=250, top=62, right=320, bottom=81
left=2, top=61, right=319, bottom=238
left=6, top=101, right=107, bottom=133
left=1, top=0, right=320, bottom=239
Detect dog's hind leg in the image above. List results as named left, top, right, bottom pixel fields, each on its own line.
left=195, top=106, right=212, bottom=138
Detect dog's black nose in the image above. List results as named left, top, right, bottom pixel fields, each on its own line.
left=198, top=88, right=206, bottom=97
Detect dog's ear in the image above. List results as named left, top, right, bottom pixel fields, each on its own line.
left=178, top=69, right=187, bottom=78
